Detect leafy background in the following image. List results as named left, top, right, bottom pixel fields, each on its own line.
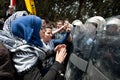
left=0, top=0, right=120, bottom=22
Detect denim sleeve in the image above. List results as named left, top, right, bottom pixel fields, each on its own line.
left=53, top=32, right=70, bottom=45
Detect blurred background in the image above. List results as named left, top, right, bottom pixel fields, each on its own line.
left=0, top=0, right=120, bottom=22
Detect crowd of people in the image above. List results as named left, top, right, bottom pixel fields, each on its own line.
left=0, top=9, right=120, bottom=80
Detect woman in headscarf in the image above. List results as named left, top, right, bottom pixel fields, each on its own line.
left=0, top=15, right=67, bottom=80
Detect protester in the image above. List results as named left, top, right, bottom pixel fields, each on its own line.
left=40, top=25, right=70, bottom=75
left=51, top=20, right=73, bottom=73
left=0, top=15, right=67, bottom=80
left=5, top=5, right=15, bottom=20
left=3, top=10, right=28, bottom=36
left=42, top=18, right=50, bottom=27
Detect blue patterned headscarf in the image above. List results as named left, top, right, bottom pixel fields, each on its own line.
left=11, top=15, right=43, bottom=47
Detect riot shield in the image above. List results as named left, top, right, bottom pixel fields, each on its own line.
left=71, top=20, right=86, bottom=54
left=65, top=19, right=86, bottom=80
left=65, top=16, right=106, bottom=80
left=90, top=18, right=120, bottom=80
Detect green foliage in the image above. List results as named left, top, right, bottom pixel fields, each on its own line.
left=0, top=0, right=9, bottom=17
left=0, top=0, right=120, bottom=22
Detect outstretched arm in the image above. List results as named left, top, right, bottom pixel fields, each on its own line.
left=52, top=26, right=64, bottom=35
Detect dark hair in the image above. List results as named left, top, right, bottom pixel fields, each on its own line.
left=42, top=18, right=49, bottom=24
left=50, top=23, right=56, bottom=28
left=57, top=20, right=64, bottom=25
left=42, top=26, right=52, bottom=31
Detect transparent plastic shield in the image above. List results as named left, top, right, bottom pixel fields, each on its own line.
left=91, top=21, right=120, bottom=80
left=78, top=23, right=97, bottom=60
left=72, top=26, right=86, bottom=54
left=65, top=16, right=106, bottom=80
left=65, top=22, right=98, bottom=80
left=71, top=20, right=87, bottom=55
left=65, top=61, right=83, bottom=80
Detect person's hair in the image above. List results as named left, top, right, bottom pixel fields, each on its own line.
left=64, top=18, right=69, bottom=22
left=42, top=18, right=49, bottom=24
left=57, top=20, right=64, bottom=25
left=42, top=26, right=52, bottom=31
left=50, top=23, right=56, bottom=28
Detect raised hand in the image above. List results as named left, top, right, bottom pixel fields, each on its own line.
left=55, top=44, right=67, bottom=63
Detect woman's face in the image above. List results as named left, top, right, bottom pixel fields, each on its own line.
left=44, top=28, right=53, bottom=42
